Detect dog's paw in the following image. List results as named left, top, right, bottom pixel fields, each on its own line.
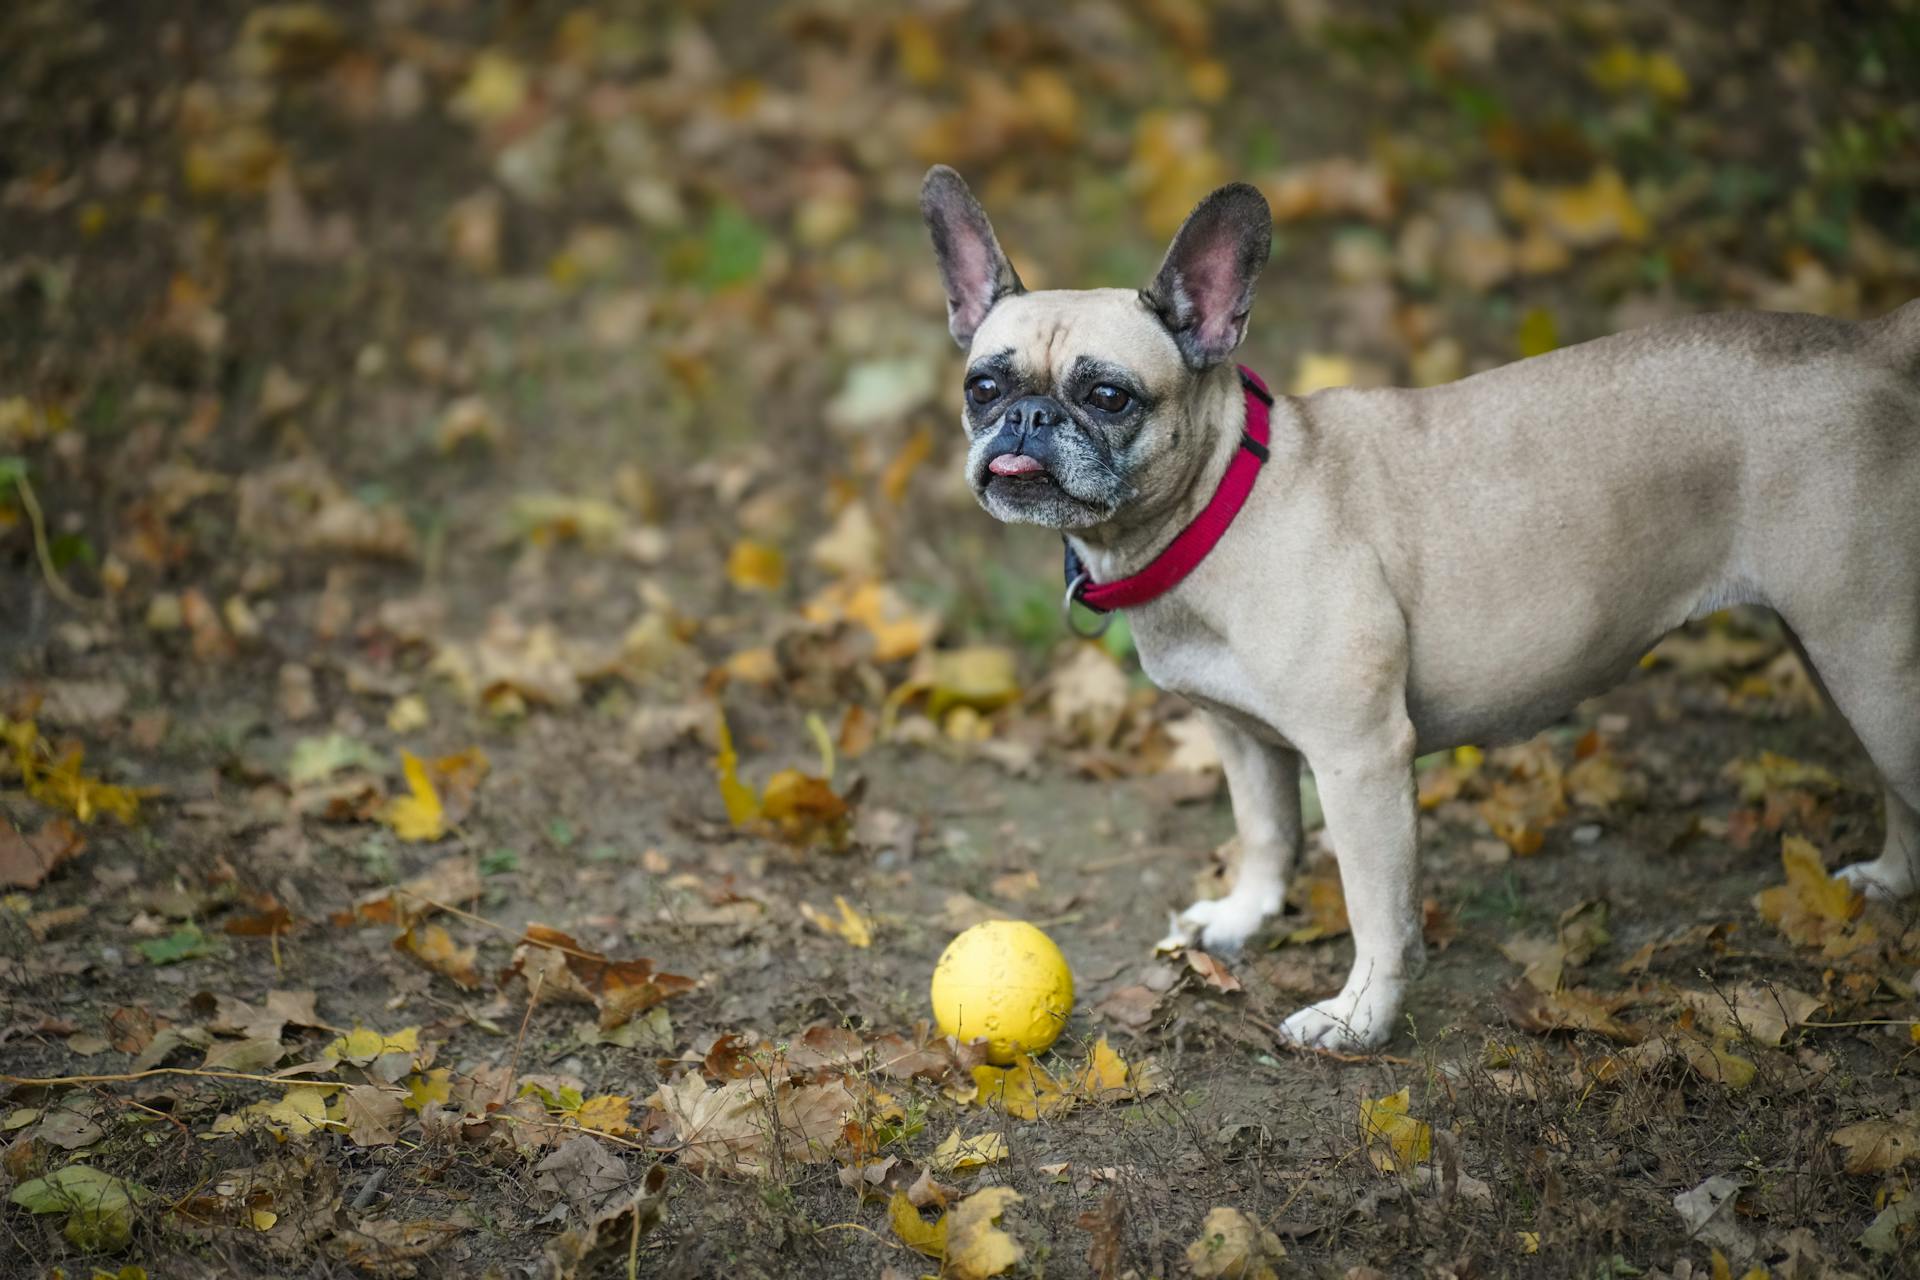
left=1836, top=858, right=1917, bottom=901
left=1156, top=887, right=1283, bottom=955
left=1275, top=982, right=1404, bottom=1052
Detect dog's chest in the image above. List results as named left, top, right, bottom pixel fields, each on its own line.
left=1131, top=614, right=1293, bottom=746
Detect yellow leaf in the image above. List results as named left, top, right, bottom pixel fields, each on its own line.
left=970, top=1057, right=1071, bottom=1121
left=926, top=647, right=1020, bottom=718
left=325, top=1025, right=419, bottom=1066
left=1536, top=167, right=1648, bottom=247
left=1753, top=836, right=1864, bottom=952
left=250, top=1208, right=278, bottom=1231
left=1360, top=1086, right=1431, bottom=1173
left=1516, top=1231, right=1540, bottom=1254
left=968, top=1040, right=1166, bottom=1119
left=1910, top=1022, right=1919, bottom=1046
left=726, top=540, right=786, bottom=591
left=723, top=646, right=780, bottom=684
left=1186, top=1206, right=1284, bottom=1280
left=572, top=1094, right=633, bottom=1137
left=1678, top=1036, right=1757, bottom=1090
left=946, top=1186, right=1024, bottom=1280
left=713, top=710, right=760, bottom=826
left=1288, top=352, right=1353, bottom=397
left=889, top=1190, right=947, bottom=1259
left=450, top=49, right=527, bottom=123
left=384, top=751, right=446, bottom=842
left=800, top=895, right=873, bottom=948
left=1516, top=307, right=1558, bottom=358
left=2, top=717, right=141, bottom=825
left=394, top=923, right=479, bottom=988
left=758, top=769, right=850, bottom=847
left=386, top=695, right=430, bottom=733
left=931, top=1128, right=1009, bottom=1173
left=402, top=1069, right=451, bottom=1112
left=801, top=579, right=938, bottom=662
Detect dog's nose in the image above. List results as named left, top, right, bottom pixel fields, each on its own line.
left=1004, top=396, right=1064, bottom=430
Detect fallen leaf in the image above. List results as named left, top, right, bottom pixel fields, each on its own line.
left=946, top=1186, right=1025, bottom=1280
left=506, top=925, right=695, bottom=1030
left=726, top=540, right=786, bottom=591
left=0, top=815, right=83, bottom=889
left=385, top=750, right=444, bottom=841
left=1752, top=836, right=1866, bottom=952
left=1049, top=644, right=1129, bottom=747
left=889, top=1189, right=947, bottom=1259
left=1186, top=1205, right=1285, bottom=1280
left=799, top=895, right=874, bottom=948
left=1500, top=983, right=1638, bottom=1042
left=9, top=1164, right=148, bottom=1249
left=1673, top=1173, right=1757, bottom=1265
left=1360, top=1087, right=1430, bottom=1173
left=1831, top=1113, right=1920, bottom=1175
left=1185, top=950, right=1242, bottom=993
left=931, top=1128, right=1008, bottom=1173
left=338, top=855, right=481, bottom=927
left=394, top=923, right=480, bottom=988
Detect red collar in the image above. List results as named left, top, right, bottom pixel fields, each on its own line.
left=1064, top=364, right=1272, bottom=616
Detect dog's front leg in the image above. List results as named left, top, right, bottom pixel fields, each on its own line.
left=1277, top=723, right=1424, bottom=1051
left=1159, top=712, right=1302, bottom=953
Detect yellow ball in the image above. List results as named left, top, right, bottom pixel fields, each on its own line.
left=930, top=920, right=1074, bottom=1064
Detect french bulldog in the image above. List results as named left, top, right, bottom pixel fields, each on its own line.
left=919, top=163, right=1920, bottom=1050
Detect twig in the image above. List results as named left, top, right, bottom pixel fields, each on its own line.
left=12, top=471, right=97, bottom=615
left=500, top=968, right=544, bottom=1106
left=1, top=1067, right=342, bottom=1088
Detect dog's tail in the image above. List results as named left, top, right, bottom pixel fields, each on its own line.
left=1868, top=297, right=1920, bottom=376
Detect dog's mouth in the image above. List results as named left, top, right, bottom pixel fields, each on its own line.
left=988, top=453, right=1047, bottom=478
left=981, top=452, right=1062, bottom=493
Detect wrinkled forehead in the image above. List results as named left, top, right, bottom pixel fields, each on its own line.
left=968, top=289, right=1185, bottom=386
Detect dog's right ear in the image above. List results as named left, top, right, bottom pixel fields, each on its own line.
left=920, top=166, right=1025, bottom=349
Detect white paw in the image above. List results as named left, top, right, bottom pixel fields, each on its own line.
left=1156, top=887, right=1283, bottom=955
left=1275, top=981, right=1405, bottom=1052
left=1836, top=859, right=1917, bottom=901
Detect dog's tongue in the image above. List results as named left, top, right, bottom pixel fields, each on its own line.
left=989, top=454, right=1045, bottom=477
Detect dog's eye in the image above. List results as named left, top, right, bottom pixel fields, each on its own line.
left=966, top=375, right=1001, bottom=405
left=1087, top=384, right=1130, bottom=413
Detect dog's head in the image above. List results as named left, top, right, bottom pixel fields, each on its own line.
left=920, top=165, right=1271, bottom=532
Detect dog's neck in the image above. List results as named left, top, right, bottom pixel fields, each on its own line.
left=1065, top=361, right=1251, bottom=588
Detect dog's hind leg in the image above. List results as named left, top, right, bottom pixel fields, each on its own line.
left=1785, top=621, right=1920, bottom=899
left=1839, top=784, right=1920, bottom=899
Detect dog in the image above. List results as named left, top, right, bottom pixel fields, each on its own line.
left=919, top=163, right=1920, bottom=1050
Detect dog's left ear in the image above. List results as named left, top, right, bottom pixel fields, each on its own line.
left=1143, top=183, right=1272, bottom=369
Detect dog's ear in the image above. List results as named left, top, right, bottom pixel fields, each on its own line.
left=920, top=166, right=1025, bottom=349
left=1143, top=183, right=1272, bottom=368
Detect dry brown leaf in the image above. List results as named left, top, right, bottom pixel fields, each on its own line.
left=0, top=816, right=83, bottom=889
left=506, top=924, right=695, bottom=1030
left=336, top=855, right=480, bottom=927
left=1185, top=950, right=1242, bottom=993
left=1500, top=982, right=1638, bottom=1042
left=1831, top=1114, right=1920, bottom=1175
left=394, top=923, right=480, bottom=989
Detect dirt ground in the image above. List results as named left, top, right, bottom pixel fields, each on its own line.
left=3, top=2, right=1919, bottom=1278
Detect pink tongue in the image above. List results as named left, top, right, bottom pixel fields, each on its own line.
left=989, top=454, right=1045, bottom=477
